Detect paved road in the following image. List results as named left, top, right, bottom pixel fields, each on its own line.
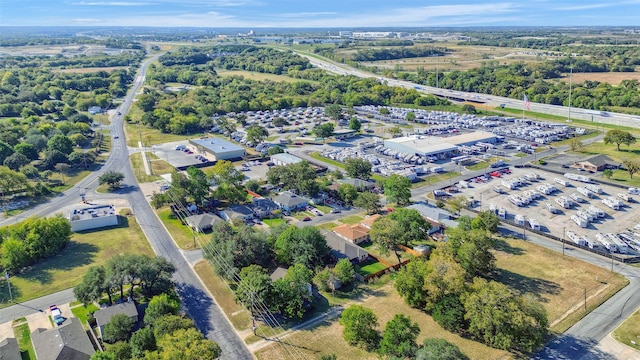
left=0, top=289, right=74, bottom=323
left=298, top=53, right=640, bottom=130
left=0, top=53, right=253, bottom=359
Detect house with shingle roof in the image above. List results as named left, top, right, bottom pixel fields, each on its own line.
left=573, top=154, right=619, bottom=172
left=185, top=213, right=225, bottom=232
left=94, top=302, right=139, bottom=339
left=272, top=191, right=309, bottom=211
left=323, top=230, right=370, bottom=264
left=0, top=338, right=21, bottom=360
left=30, top=318, right=95, bottom=360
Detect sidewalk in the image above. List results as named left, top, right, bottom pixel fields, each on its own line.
left=598, top=334, right=640, bottom=360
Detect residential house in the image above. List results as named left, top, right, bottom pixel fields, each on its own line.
left=323, top=230, right=370, bottom=264
left=88, top=106, right=102, bottom=115
left=337, top=178, right=375, bottom=190
left=249, top=198, right=279, bottom=218
left=407, top=203, right=458, bottom=234
left=359, top=214, right=381, bottom=229
left=332, top=223, right=370, bottom=245
left=94, top=302, right=139, bottom=338
left=0, top=338, right=21, bottom=360
left=573, top=154, right=619, bottom=172
left=185, top=213, right=225, bottom=232
left=219, top=205, right=254, bottom=222
left=272, top=191, right=309, bottom=211
left=31, top=318, right=95, bottom=360
left=269, top=267, right=288, bottom=282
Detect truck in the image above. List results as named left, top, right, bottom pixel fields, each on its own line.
left=50, top=305, right=65, bottom=326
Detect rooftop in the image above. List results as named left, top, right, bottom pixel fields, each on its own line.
left=272, top=191, right=309, bottom=208
left=94, top=302, right=139, bottom=329
left=190, top=137, right=245, bottom=154
left=407, top=203, right=458, bottom=229
left=69, top=205, right=116, bottom=222
left=360, top=214, right=382, bottom=228
left=333, top=223, right=369, bottom=242
left=271, top=153, right=303, bottom=164
left=31, top=318, right=95, bottom=360
left=185, top=213, right=225, bottom=232
left=384, top=136, right=458, bottom=155
left=579, top=154, right=617, bottom=167
left=323, top=230, right=370, bottom=261
left=0, top=338, right=21, bottom=360
left=442, top=131, right=497, bottom=146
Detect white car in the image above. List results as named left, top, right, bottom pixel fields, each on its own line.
left=629, top=187, right=639, bottom=195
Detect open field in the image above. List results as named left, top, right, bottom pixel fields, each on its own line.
left=54, top=66, right=127, bottom=73
left=0, top=216, right=153, bottom=307
left=216, top=69, right=312, bottom=83
left=613, top=306, right=640, bottom=350
left=560, top=72, right=640, bottom=86
left=193, top=260, right=251, bottom=331
left=255, top=282, right=511, bottom=360
left=156, top=207, right=201, bottom=250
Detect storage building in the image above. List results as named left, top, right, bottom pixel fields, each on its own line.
left=189, top=138, right=246, bottom=161
left=68, top=205, right=118, bottom=232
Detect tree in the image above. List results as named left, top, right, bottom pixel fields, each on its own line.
left=272, top=117, right=288, bottom=127
left=344, top=157, right=372, bottom=180
left=432, top=294, right=467, bottom=333
left=267, top=146, right=284, bottom=156
left=340, top=305, right=379, bottom=350
left=603, top=169, right=613, bottom=179
left=207, top=160, right=244, bottom=187
left=144, top=294, right=180, bottom=326
left=0, top=142, right=14, bottom=165
left=74, top=266, right=110, bottom=305
left=443, top=228, right=496, bottom=278
left=267, top=161, right=319, bottom=197
left=153, top=315, right=194, bottom=338
left=338, top=183, right=358, bottom=205
left=387, top=126, right=402, bottom=138
left=471, top=210, right=500, bottom=233
left=274, top=226, right=330, bottom=268
left=422, top=253, right=467, bottom=311
left=568, top=138, right=584, bottom=151
left=314, top=123, right=334, bottom=141
left=54, top=163, right=71, bottom=184
left=99, top=171, right=125, bottom=189
left=154, top=328, right=221, bottom=360
left=379, top=107, right=390, bottom=115
left=43, top=149, right=68, bottom=170
left=349, top=117, right=361, bottom=131
left=98, top=341, right=131, bottom=360
left=446, top=196, right=468, bottom=215
left=103, top=313, right=135, bottom=343
left=246, top=124, right=268, bottom=145
left=13, top=142, right=38, bottom=161
left=0, top=237, right=30, bottom=272
left=235, top=265, right=273, bottom=313
left=463, top=278, right=548, bottom=352
left=369, top=216, right=404, bottom=265
left=205, top=223, right=270, bottom=280
left=387, top=207, right=432, bottom=244
left=461, top=104, right=477, bottom=114
left=379, top=314, right=420, bottom=358
left=354, top=191, right=381, bottom=214
left=604, top=129, right=636, bottom=151
left=3, top=153, right=30, bottom=171
left=384, top=174, right=412, bottom=206
left=324, top=104, right=343, bottom=121
left=272, top=264, right=313, bottom=319
left=186, top=166, right=209, bottom=205
left=415, top=338, right=469, bottom=360
left=47, top=134, right=74, bottom=155
left=394, top=258, right=430, bottom=309
left=90, top=351, right=117, bottom=360
left=622, top=158, right=640, bottom=179
left=405, top=111, right=416, bottom=122
left=129, top=327, right=156, bottom=358
left=333, top=258, right=355, bottom=284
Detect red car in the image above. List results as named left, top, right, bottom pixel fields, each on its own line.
left=302, top=217, right=311, bottom=221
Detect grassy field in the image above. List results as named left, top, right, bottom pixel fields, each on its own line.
left=216, top=69, right=314, bottom=83
left=317, top=222, right=339, bottom=230
left=156, top=207, right=201, bottom=250
left=125, top=109, right=208, bottom=147
left=193, top=260, right=251, bottom=331
left=339, top=215, right=364, bottom=225
left=15, top=322, right=36, bottom=360
left=0, top=216, right=153, bottom=307
left=493, top=237, right=629, bottom=333
left=255, top=282, right=511, bottom=360
left=562, top=72, right=640, bottom=86
left=262, top=218, right=286, bottom=227
left=571, top=141, right=640, bottom=187
left=355, top=258, right=387, bottom=276
left=466, top=161, right=489, bottom=171
left=130, top=153, right=162, bottom=183
left=309, top=152, right=345, bottom=169
left=612, top=307, right=640, bottom=350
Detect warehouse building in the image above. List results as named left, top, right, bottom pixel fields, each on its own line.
left=189, top=138, right=246, bottom=161
left=68, top=205, right=118, bottom=232
left=383, top=131, right=497, bottom=160
left=444, top=131, right=497, bottom=147
left=270, top=153, right=303, bottom=166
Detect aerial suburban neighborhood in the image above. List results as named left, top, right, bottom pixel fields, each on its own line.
left=1, top=5, right=640, bottom=360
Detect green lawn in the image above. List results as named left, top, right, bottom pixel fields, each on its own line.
left=613, top=307, right=640, bottom=350
left=317, top=222, right=339, bottom=230
left=262, top=218, right=285, bottom=227
left=130, top=153, right=162, bottom=183
left=355, top=259, right=387, bottom=276
left=0, top=215, right=153, bottom=307
left=339, top=215, right=364, bottom=225
left=14, top=322, right=36, bottom=360
left=466, top=161, right=489, bottom=171
left=71, top=303, right=100, bottom=329
left=309, top=152, right=344, bottom=169
left=314, top=205, right=333, bottom=214
left=156, top=207, right=201, bottom=250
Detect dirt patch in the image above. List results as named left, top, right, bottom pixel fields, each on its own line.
left=560, top=72, right=640, bottom=86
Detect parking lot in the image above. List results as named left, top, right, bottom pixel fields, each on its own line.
left=151, top=141, right=212, bottom=169
left=456, top=167, right=640, bottom=256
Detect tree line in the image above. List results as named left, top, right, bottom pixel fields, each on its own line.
left=351, top=46, right=448, bottom=62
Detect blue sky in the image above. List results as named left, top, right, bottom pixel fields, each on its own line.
left=2, top=0, right=640, bottom=27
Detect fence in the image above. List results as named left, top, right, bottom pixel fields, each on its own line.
left=362, top=252, right=412, bottom=281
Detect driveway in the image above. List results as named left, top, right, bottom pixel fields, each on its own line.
left=26, top=311, right=52, bottom=332
left=0, top=321, right=14, bottom=341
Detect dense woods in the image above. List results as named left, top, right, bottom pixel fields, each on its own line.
left=352, top=46, right=448, bottom=61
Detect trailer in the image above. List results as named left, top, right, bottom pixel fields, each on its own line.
left=606, top=233, right=628, bottom=254
left=560, top=195, right=574, bottom=207
left=577, top=210, right=594, bottom=222
left=545, top=202, right=559, bottom=214
left=498, top=208, right=507, bottom=220
left=569, top=193, right=585, bottom=203
left=566, top=230, right=586, bottom=246
left=596, top=233, right=617, bottom=252
left=571, top=215, right=588, bottom=228
left=489, top=203, right=498, bottom=214
left=528, top=218, right=540, bottom=231
left=555, top=197, right=570, bottom=209
left=554, top=177, right=569, bottom=186
left=617, top=193, right=633, bottom=202
left=509, top=195, right=524, bottom=207
left=502, top=180, right=517, bottom=190
left=577, top=187, right=595, bottom=198
left=585, top=184, right=603, bottom=194
left=582, top=235, right=601, bottom=250
left=514, top=214, right=525, bottom=226
left=589, top=205, right=605, bottom=218
left=602, top=197, right=621, bottom=210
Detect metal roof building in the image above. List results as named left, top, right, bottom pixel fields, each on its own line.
left=189, top=138, right=246, bottom=161
left=383, top=136, right=458, bottom=157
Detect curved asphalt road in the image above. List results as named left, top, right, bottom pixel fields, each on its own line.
left=0, top=53, right=252, bottom=359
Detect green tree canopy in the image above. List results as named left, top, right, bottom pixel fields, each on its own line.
left=379, top=314, right=420, bottom=358
left=369, top=216, right=405, bottom=265
left=344, top=157, right=372, bottom=180
left=99, top=170, right=125, bottom=189
left=144, top=294, right=180, bottom=326
left=353, top=192, right=381, bottom=214
left=384, top=174, right=412, bottom=206
left=103, top=313, right=135, bottom=343
left=340, top=305, right=379, bottom=350
left=604, top=129, right=636, bottom=151
left=246, top=124, right=269, bottom=144
left=337, top=183, right=359, bottom=205
left=274, top=226, right=330, bottom=268
left=314, top=123, right=335, bottom=140
left=349, top=117, right=361, bottom=131
left=415, top=338, right=469, bottom=360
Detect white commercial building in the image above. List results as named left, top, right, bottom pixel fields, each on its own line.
left=271, top=153, right=303, bottom=166
left=189, top=137, right=246, bottom=161
left=383, top=131, right=497, bottom=160
left=69, top=205, right=118, bottom=232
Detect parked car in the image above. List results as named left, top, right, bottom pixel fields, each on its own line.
left=302, top=217, right=311, bottom=222
left=49, top=305, right=65, bottom=326
left=330, top=209, right=341, bottom=214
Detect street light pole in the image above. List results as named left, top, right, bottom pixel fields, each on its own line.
left=5, top=271, right=12, bottom=302
left=562, top=226, right=566, bottom=256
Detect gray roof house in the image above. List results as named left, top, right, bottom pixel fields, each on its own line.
left=270, top=267, right=288, bottom=281
left=31, top=318, right=95, bottom=360
left=0, top=338, right=21, bottom=360
left=323, top=230, right=370, bottom=264
left=407, top=202, right=458, bottom=233
left=337, top=178, right=375, bottom=190
left=185, top=213, right=225, bottom=232
left=219, top=205, right=254, bottom=222
left=272, top=191, right=309, bottom=211
left=249, top=198, right=279, bottom=218
left=94, top=302, right=139, bottom=338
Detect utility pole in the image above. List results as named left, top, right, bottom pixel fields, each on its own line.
left=562, top=226, right=566, bottom=256
left=568, top=64, right=573, bottom=122
left=5, top=271, right=12, bottom=302
left=584, top=288, right=587, bottom=311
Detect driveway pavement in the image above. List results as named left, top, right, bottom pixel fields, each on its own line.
left=598, top=335, right=640, bottom=360
left=0, top=321, right=14, bottom=341
left=26, top=311, right=52, bottom=332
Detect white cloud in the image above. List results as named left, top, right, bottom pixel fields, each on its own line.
left=557, top=0, right=640, bottom=11
left=275, top=12, right=339, bottom=19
